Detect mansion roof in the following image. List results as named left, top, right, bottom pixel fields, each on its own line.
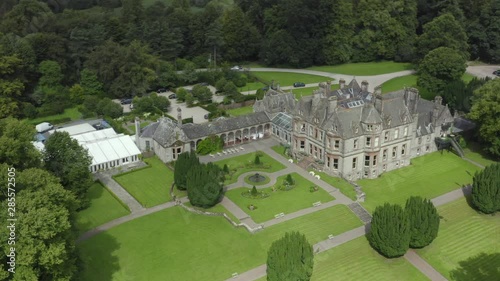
left=143, top=111, right=271, bottom=147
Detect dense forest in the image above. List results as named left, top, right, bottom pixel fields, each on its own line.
left=0, top=0, right=499, bottom=120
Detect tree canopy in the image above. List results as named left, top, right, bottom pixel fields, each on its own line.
left=367, top=203, right=410, bottom=258
left=186, top=162, right=224, bottom=208
left=267, top=231, right=314, bottom=281
left=43, top=131, right=93, bottom=209
left=405, top=196, right=440, bottom=248
left=471, top=163, right=500, bottom=214
left=468, top=79, right=500, bottom=157
left=417, top=47, right=466, bottom=94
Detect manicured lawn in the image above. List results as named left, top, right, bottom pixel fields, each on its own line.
left=27, top=107, right=82, bottom=124
left=313, top=171, right=357, bottom=201
left=75, top=181, right=130, bottom=234
left=215, top=151, right=287, bottom=184
left=238, top=81, right=266, bottom=92
left=463, top=141, right=498, bottom=167
left=225, top=173, right=335, bottom=223
left=312, top=237, right=428, bottom=281
left=381, top=74, right=418, bottom=93
left=462, top=72, right=475, bottom=83
left=78, top=204, right=362, bottom=281
left=227, top=106, right=254, bottom=117
left=289, top=86, right=320, bottom=99
left=417, top=197, right=500, bottom=280
left=271, top=145, right=292, bottom=161
left=307, top=61, right=413, bottom=75
left=358, top=151, right=482, bottom=212
left=114, top=157, right=173, bottom=207
left=251, top=72, right=331, bottom=87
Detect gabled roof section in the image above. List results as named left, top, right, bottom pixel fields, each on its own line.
left=348, top=79, right=361, bottom=92
left=361, top=105, right=382, bottom=124
left=181, top=112, right=270, bottom=140
left=140, top=122, right=159, bottom=138
left=152, top=118, right=188, bottom=147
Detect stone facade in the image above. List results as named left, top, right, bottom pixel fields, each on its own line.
left=289, top=79, right=453, bottom=180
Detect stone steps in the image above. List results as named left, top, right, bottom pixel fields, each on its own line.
left=348, top=202, right=372, bottom=224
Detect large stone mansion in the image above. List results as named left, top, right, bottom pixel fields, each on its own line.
left=136, top=78, right=454, bottom=180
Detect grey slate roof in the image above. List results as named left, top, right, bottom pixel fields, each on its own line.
left=152, top=118, right=189, bottom=147
left=140, top=122, right=159, bottom=138
left=254, top=90, right=296, bottom=117
left=181, top=111, right=270, bottom=140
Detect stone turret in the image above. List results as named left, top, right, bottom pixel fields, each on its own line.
left=177, top=107, right=182, bottom=128
left=339, top=78, right=346, bottom=89
left=361, top=80, right=369, bottom=92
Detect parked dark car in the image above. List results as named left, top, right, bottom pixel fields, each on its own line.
left=157, top=88, right=167, bottom=93
left=493, top=70, right=500, bottom=77
left=168, top=93, right=177, bottom=99
left=204, top=114, right=209, bottom=119
left=293, top=82, right=306, bottom=87
left=120, top=98, right=133, bottom=105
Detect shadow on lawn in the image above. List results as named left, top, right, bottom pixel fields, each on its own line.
left=78, top=232, right=121, bottom=280
left=449, top=252, right=500, bottom=281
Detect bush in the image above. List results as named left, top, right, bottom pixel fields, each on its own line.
left=285, top=174, right=294, bottom=185
left=267, top=232, right=314, bottom=281
left=254, top=155, right=261, bottom=165
left=251, top=186, right=258, bottom=196
left=196, top=135, right=223, bottom=155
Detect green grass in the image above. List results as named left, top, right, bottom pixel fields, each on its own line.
left=358, top=151, right=482, bottom=212
left=251, top=72, right=331, bottom=87
left=381, top=74, right=418, bottom=93
left=289, top=86, right=320, bottom=98
left=307, top=61, right=414, bottom=76
left=238, top=81, right=266, bottom=92
left=313, top=171, right=357, bottom=201
left=463, top=141, right=498, bottom=167
left=381, top=73, right=480, bottom=95
left=172, top=187, right=187, bottom=199
left=27, top=107, right=82, bottom=124
left=225, top=173, right=335, bottom=223
left=226, top=106, right=254, bottom=117
left=312, top=237, right=429, bottom=281
left=78, top=204, right=362, bottom=281
left=215, top=151, right=287, bottom=184
left=461, top=72, right=475, bottom=83
left=114, top=157, right=173, bottom=208
left=417, top=197, right=500, bottom=280
left=75, top=182, right=130, bottom=233
left=126, top=121, right=151, bottom=134
left=271, top=145, right=292, bottom=161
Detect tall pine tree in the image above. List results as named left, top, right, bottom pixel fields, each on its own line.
left=174, top=151, right=199, bottom=190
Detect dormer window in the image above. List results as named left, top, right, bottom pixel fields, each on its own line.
left=314, top=117, right=319, bottom=123
left=367, top=124, right=373, bottom=131
left=333, top=124, right=337, bottom=131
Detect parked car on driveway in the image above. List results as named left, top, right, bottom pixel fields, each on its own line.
left=293, top=82, right=306, bottom=87
left=231, top=65, right=243, bottom=71
left=493, top=70, right=500, bottom=77
left=157, top=88, right=167, bottom=93
left=120, top=98, right=132, bottom=104
left=168, top=93, right=177, bottom=99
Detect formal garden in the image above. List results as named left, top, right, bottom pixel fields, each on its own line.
left=75, top=181, right=130, bottom=234
left=358, top=151, right=482, bottom=212
left=226, top=173, right=335, bottom=223
left=215, top=151, right=287, bottom=184
left=77, top=204, right=362, bottom=281
left=114, top=157, right=175, bottom=207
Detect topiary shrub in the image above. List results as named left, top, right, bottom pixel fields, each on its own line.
left=251, top=186, right=258, bottom=196
left=254, top=155, right=261, bottom=165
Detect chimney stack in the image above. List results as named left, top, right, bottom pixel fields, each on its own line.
left=329, top=96, right=338, bottom=111
left=177, top=107, right=182, bottom=127
left=326, top=80, right=332, bottom=93
left=361, top=80, right=369, bottom=92
left=339, top=78, right=345, bottom=89
left=434, top=95, right=442, bottom=105
left=374, top=86, right=382, bottom=96
left=134, top=117, right=140, bottom=146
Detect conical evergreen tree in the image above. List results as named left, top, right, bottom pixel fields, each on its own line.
left=405, top=196, right=440, bottom=248
left=368, top=203, right=410, bottom=258
left=471, top=163, right=500, bottom=214
left=267, top=232, right=314, bottom=281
